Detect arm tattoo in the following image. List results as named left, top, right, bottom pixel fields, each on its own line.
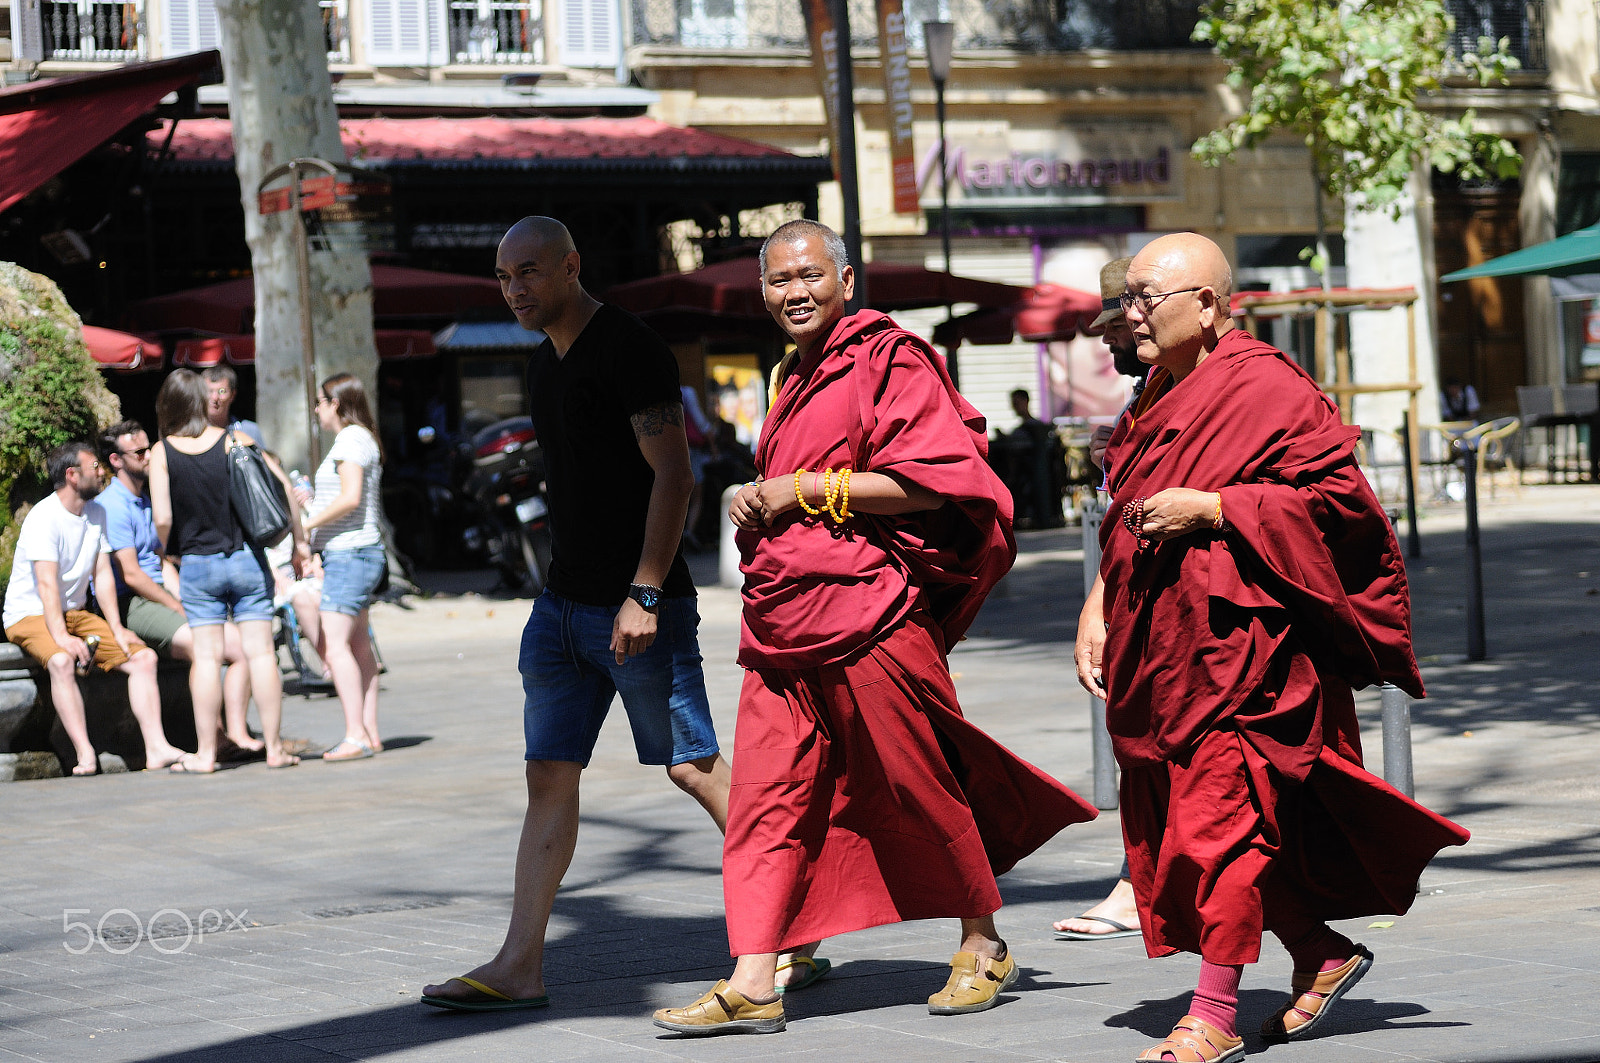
left=631, top=401, right=684, bottom=439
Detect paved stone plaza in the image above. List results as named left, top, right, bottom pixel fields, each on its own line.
left=2, top=485, right=1598, bottom=1062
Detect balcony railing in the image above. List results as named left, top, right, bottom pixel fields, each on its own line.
left=1446, top=0, right=1546, bottom=71
left=449, top=0, right=543, bottom=63
left=633, top=0, right=1202, bottom=52
left=40, top=0, right=144, bottom=60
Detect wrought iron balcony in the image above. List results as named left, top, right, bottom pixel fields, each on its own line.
left=1445, top=0, right=1546, bottom=71
left=40, top=0, right=144, bottom=61
left=448, top=0, right=543, bottom=63
left=632, top=0, right=1203, bottom=53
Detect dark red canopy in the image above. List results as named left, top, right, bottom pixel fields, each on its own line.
left=0, top=52, right=222, bottom=215
left=123, top=264, right=506, bottom=334
left=604, top=256, right=1025, bottom=331
left=82, top=325, right=162, bottom=371
left=170, top=329, right=437, bottom=367
left=931, top=283, right=1103, bottom=347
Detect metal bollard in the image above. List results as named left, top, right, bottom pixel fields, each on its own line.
left=1081, top=497, right=1118, bottom=809
left=1462, top=439, right=1487, bottom=661
left=719, top=484, right=743, bottom=588
left=1379, top=682, right=1414, bottom=798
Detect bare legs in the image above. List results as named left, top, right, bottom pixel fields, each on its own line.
left=423, top=760, right=584, bottom=1001
left=47, top=648, right=184, bottom=774
left=320, top=609, right=380, bottom=750
left=423, top=752, right=733, bottom=1005
left=44, top=653, right=99, bottom=775
left=237, top=619, right=297, bottom=768
left=181, top=624, right=226, bottom=771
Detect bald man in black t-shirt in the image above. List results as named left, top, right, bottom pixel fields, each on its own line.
left=422, top=217, right=731, bottom=1012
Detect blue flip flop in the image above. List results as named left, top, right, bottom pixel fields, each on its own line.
left=421, top=976, right=550, bottom=1012
left=774, top=955, right=832, bottom=994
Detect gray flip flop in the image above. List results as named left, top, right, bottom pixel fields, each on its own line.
left=1054, top=915, right=1141, bottom=940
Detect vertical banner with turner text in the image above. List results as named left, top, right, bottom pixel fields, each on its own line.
left=875, top=0, right=919, bottom=214
left=802, top=0, right=843, bottom=179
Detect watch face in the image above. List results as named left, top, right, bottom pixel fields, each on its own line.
left=633, top=586, right=661, bottom=609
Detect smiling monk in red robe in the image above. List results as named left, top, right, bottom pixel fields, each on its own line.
left=1077, top=233, right=1470, bottom=1063
left=653, top=220, right=1097, bottom=1037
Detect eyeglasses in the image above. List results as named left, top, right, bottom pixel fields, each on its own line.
left=315, top=394, right=333, bottom=406
left=1119, top=287, right=1205, bottom=315
left=119, top=446, right=151, bottom=457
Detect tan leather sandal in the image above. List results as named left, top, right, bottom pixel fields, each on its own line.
left=1135, top=1015, right=1245, bottom=1062
left=928, top=948, right=1019, bottom=1014
left=1260, top=944, right=1374, bottom=1042
left=652, top=980, right=785, bottom=1036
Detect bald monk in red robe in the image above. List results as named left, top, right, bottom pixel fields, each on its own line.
left=653, top=220, right=1097, bottom=1037
left=1076, top=232, right=1470, bottom=1062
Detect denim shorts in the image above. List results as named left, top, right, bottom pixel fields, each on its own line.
left=179, top=548, right=274, bottom=626
left=519, top=591, right=720, bottom=768
left=321, top=544, right=386, bottom=616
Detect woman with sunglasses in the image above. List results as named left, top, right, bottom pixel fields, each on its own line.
left=149, top=369, right=305, bottom=772
left=299, top=373, right=386, bottom=762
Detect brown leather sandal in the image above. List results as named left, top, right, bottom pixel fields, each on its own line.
left=1260, top=944, right=1374, bottom=1042
left=1135, top=1015, right=1244, bottom=1062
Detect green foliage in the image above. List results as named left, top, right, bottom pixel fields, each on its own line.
left=0, top=262, right=121, bottom=584
left=1192, top=0, right=1523, bottom=217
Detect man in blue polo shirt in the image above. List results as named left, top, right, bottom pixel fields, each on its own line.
left=98, top=420, right=261, bottom=754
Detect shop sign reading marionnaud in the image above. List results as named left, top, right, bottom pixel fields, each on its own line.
left=916, top=122, right=1184, bottom=208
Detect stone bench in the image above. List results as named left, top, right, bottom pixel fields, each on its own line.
left=0, top=641, right=195, bottom=781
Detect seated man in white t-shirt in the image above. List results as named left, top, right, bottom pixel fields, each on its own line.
left=2, top=443, right=185, bottom=776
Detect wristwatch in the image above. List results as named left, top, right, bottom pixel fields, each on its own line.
left=628, top=583, right=663, bottom=611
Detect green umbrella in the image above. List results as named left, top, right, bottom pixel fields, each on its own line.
left=1441, top=222, right=1600, bottom=281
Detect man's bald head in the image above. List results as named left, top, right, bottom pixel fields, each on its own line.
left=1130, top=232, right=1232, bottom=300
left=495, top=216, right=588, bottom=337
left=1123, top=232, right=1236, bottom=381
left=501, top=216, right=576, bottom=260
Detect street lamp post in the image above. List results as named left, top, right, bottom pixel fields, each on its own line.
left=924, top=20, right=956, bottom=388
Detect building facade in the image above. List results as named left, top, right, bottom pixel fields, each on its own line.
left=2, top=0, right=1594, bottom=435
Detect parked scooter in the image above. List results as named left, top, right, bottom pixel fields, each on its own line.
left=381, top=425, right=488, bottom=570
left=466, top=416, right=552, bottom=593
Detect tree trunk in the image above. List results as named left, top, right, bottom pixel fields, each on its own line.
left=213, top=0, right=375, bottom=475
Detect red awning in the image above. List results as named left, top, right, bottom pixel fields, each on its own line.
left=124, top=264, right=506, bottom=333
left=604, top=257, right=1025, bottom=334
left=150, top=115, right=809, bottom=166
left=0, top=52, right=221, bottom=215
left=929, top=284, right=1103, bottom=347
left=171, top=329, right=438, bottom=367
left=1014, top=284, right=1103, bottom=342
left=82, top=324, right=162, bottom=371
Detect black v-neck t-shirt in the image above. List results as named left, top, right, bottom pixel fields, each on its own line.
left=526, top=303, right=694, bottom=606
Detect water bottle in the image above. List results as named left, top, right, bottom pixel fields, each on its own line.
left=290, top=470, right=313, bottom=509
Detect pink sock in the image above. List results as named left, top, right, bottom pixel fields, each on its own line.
left=1188, top=960, right=1242, bottom=1039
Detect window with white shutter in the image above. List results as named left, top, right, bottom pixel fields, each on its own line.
left=367, top=0, right=447, bottom=65
left=560, top=0, right=616, bottom=67
left=163, top=0, right=219, bottom=55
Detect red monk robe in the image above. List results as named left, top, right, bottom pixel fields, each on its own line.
left=1100, top=327, right=1469, bottom=964
left=724, top=310, right=1097, bottom=956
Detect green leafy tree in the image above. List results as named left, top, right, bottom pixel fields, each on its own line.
left=1193, top=0, right=1522, bottom=279
left=0, top=263, right=121, bottom=583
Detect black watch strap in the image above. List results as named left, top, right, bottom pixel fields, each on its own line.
left=628, top=583, right=663, bottom=611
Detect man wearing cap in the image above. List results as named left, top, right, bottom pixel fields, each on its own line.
left=1052, top=255, right=1146, bottom=943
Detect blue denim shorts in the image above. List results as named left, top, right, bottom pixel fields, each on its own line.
left=179, top=548, right=274, bottom=626
left=320, top=544, right=386, bottom=616
left=519, top=591, right=720, bottom=768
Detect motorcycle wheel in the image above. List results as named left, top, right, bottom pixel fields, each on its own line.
left=518, top=525, right=552, bottom=596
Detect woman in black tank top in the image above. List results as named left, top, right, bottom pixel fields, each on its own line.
left=163, top=433, right=241, bottom=557
left=148, top=369, right=306, bottom=772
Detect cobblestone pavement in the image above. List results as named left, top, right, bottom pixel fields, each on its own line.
left=1, top=484, right=1597, bottom=1062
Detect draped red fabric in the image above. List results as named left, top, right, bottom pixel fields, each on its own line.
left=724, top=612, right=1098, bottom=955
left=724, top=309, right=1095, bottom=956
left=738, top=310, right=1015, bottom=669
left=1098, top=328, right=1468, bottom=963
